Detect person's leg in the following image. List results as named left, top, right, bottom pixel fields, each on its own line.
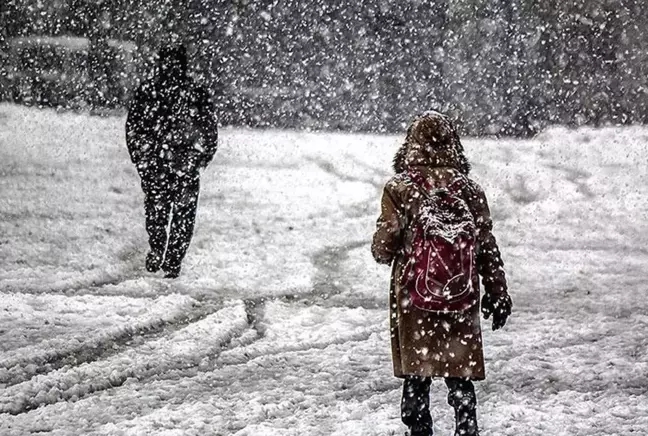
left=445, top=378, right=479, bottom=436
left=401, top=375, right=433, bottom=435
left=163, top=173, right=200, bottom=278
left=140, top=168, right=172, bottom=272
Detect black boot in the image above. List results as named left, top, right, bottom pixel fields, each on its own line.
left=145, top=251, right=163, bottom=273
left=445, top=378, right=479, bottom=436
left=161, top=261, right=181, bottom=279
left=402, top=376, right=433, bottom=436
left=410, top=424, right=433, bottom=436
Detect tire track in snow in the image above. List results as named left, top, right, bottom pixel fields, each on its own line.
left=234, top=239, right=372, bottom=312
left=0, top=294, right=204, bottom=387
left=0, top=301, right=250, bottom=415
left=132, top=323, right=383, bottom=395
left=0, top=274, right=143, bottom=297
left=304, top=156, right=383, bottom=307
left=311, top=240, right=369, bottom=296
left=214, top=324, right=383, bottom=369
left=0, top=284, right=238, bottom=387
left=0, top=249, right=147, bottom=298
left=298, top=156, right=381, bottom=306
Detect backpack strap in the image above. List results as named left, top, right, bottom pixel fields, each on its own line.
left=406, top=170, right=433, bottom=200
left=445, top=175, right=467, bottom=195
left=405, top=170, right=421, bottom=184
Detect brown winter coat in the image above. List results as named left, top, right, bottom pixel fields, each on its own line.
left=372, top=114, right=508, bottom=380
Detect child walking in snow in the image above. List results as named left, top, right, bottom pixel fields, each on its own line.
left=371, top=111, right=512, bottom=436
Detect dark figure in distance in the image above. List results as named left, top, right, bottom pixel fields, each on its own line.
left=126, top=45, right=218, bottom=278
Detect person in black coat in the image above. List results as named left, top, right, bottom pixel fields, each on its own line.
left=126, top=45, right=218, bottom=278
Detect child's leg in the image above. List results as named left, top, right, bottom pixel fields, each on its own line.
left=444, top=378, right=479, bottom=436
left=401, top=375, right=433, bottom=435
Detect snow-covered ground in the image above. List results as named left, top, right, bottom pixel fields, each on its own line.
left=1, top=103, right=648, bottom=435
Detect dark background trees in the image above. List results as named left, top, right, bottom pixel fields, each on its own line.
left=1, top=0, right=645, bottom=136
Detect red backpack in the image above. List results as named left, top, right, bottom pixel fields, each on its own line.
left=401, top=171, right=478, bottom=313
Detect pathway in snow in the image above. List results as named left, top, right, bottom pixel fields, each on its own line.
left=1, top=104, right=648, bottom=435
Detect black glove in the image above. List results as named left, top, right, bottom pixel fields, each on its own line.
left=481, top=292, right=512, bottom=331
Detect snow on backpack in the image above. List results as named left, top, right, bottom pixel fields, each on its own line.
left=401, top=171, right=478, bottom=313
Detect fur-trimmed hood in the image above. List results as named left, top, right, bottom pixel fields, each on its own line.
left=393, top=111, right=471, bottom=175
